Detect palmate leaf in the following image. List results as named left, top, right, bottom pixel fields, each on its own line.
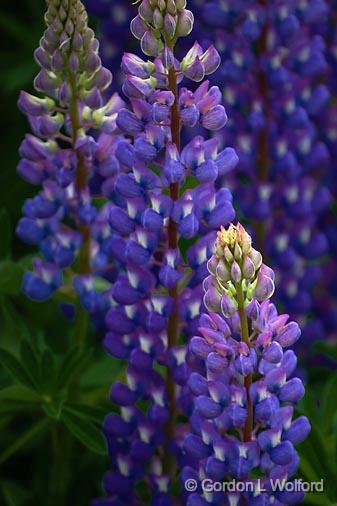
left=0, top=348, right=38, bottom=391
left=61, top=409, right=107, bottom=456
left=20, top=340, right=41, bottom=386
left=0, top=385, right=40, bottom=403
left=40, top=348, right=56, bottom=394
left=63, top=403, right=108, bottom=425
left=57, top=346, right=94, bottom=390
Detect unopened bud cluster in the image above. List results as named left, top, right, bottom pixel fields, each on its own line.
left=131, top=0, right=194, bottom=56
left=35, top=0, right=112, bottom=105
left=205, top=224, right=275, bottom=317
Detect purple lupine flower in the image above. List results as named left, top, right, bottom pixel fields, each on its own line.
left=17, top=0, right=124, bottom=304
left=93, top=0, right=238, bottom=504
left=86, top=0, right=336, bottom=350
left=183, top=223, right=310, bottom=505
left=196, top=0, right=332, bottom=349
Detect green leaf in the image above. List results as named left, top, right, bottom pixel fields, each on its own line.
left=20, top=340, right=41, bottom=388
left=0, top=261, right=23, bottom=295
left=42, top=398, right=64, bottom=420
left=80, top=354, right=123, bottom=388
left=321, top=372, right=337, bottom=431
left=0, top=480, right=31, bottom=506
left=0, top=209, right=11, bottom=260
left=314, top=342, right=337, bottom=364
left=40, top=348, right=56, bottom=393
left=298, top=423, right=337, bottom=501
left=0, top=385, right=40, bottom=403
left=0, top=348, right=38, bottom=390
left=302, top=492, right=333, bottom=506
left=0, top=418, right=48, bottom=465
left=61, top=410, right=106, bottom=455
left=57, top=346, right=93, bottom=390
left=0, top=299, right=31, bottom=351
left=63, top=403, right=107, bottom=425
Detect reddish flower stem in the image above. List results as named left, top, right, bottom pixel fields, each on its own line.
left=163, top=64, right=181, bottom=477
left=69, top=75, right=91, bottom=350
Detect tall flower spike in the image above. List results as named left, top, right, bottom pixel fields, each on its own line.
left=183, top=223, right=310, bottom=505
left=17, top=0, right=124, bottom=306
left=85, top=0, right=335, bottom=349
left=94, top=0, right=238, bottom=504
left=198, top=0, right=332, bottom=351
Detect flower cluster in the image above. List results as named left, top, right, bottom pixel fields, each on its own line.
left=183, top=224, right=310, bottom=505
left=16, top=0, right=124, bottom=306
left=198, top=0, right=333, bottom=345
left=92, top=0, right=239, bottom=503
left=85, top=0, right=337, bottom=350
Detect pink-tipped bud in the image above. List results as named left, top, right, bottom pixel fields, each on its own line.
left=176, top=9, right=194, bottom=37
left=204, top=285, right=221, bottom=313
left=255, top=271, right=275, bottom=301
left=131, top=15, right=148, bottom=40
left=220, top=292, right=238, bottom=318
left=141, top=30, right=161, bottom=57
left=200, top=45, right=221, bottom=75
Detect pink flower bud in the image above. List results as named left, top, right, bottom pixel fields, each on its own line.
left=141, top=30, right=160, bottom=57
left=204, top=285, right=221, bottom=313
left=131, top=15, right=148, bottom=40
left=216, top=260, right=231, bottom=282
left=242, top=256, right=255, bottom=279
left=276, top=322, right=301, bottom=348
left=176, top=9, right=194, bottom=37
left=164, top=13, right=177, bottom=39
left=255, top=272, right=275, bottom=301
left=200, top=45, right=221, bottom=75
left=220, top=292, right=237, bottom=317
left=231, top=261, right=242, bottom=284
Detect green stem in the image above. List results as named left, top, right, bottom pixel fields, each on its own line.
left=0, top=418, right=48, bottom=466
left=236, top=282, right=253, bottom=443
left=50, top=424, right=66, bottom=506
left=74, top=303, right=89, bottom=353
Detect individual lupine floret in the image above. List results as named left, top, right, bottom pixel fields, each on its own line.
left=183, top=223, right=310, bottom=505
left=17, top=0, right=124, bottom=302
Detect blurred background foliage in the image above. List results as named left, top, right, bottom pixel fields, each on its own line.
left=0, top=1, right=337, bottom=506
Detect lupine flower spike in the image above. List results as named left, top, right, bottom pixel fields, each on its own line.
left=84, top=0, right=335, bottom=349
left=17, top=0, right=123, bottom=308
left=93, top=0, right=238, bottom=504
left=183, top=223, right=310, bottom=505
